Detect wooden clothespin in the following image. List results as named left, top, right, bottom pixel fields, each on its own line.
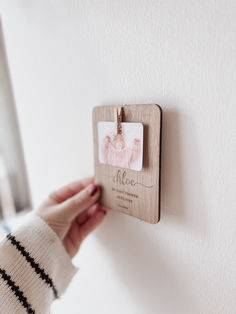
left=114, top=107, right=123, bottom=135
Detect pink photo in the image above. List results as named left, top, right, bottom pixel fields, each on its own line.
left=97, top=121, right=143, bottom=171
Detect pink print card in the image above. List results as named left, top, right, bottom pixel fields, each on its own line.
left=97, top=122, right=143, bottom=171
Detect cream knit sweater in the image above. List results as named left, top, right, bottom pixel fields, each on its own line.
left=0, top=215, right=78, bottom=313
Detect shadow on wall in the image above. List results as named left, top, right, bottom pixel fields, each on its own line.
left=95, top=107, right=207, bottom=313
left=161, top=107, right=207, bottom=235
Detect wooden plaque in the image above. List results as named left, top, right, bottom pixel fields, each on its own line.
left=93, top=104, right=162, bottom=224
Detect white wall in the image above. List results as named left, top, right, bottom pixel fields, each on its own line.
left=1, top=1, right=236, bottom=313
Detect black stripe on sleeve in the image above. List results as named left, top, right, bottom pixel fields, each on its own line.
left=6, top=233, right=58, bottom=299
left=0, top=268, right=35, bottom=314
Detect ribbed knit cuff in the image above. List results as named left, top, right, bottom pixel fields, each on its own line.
left=10, top=214, right=78, bottom=296
left=0, top=213, right=78, bottom=313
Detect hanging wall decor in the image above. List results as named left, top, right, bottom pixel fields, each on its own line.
left=93, top=104, right=162, bottom=223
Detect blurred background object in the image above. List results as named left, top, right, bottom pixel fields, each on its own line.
left=0, top=18, right=31, bottom=221
left=0, top=154, right=16, bottom=219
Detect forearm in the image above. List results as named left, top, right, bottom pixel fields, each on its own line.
left=0, top=214, right=77, bottom=314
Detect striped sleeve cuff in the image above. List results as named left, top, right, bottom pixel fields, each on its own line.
left=0, top=214, right=78, bottom=313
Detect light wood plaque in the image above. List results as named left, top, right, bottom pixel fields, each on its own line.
left=93, top=104, right=162, bottom=224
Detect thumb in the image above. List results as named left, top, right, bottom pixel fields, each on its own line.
left=57, top=184, right=100, bottom=220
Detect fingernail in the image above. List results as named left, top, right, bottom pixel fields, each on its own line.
left=89, top=184, right=98, bottom=196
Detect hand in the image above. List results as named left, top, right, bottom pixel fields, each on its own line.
left=35, top=177, right=109, bottom=259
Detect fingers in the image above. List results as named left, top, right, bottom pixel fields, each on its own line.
left=46, top=177, right=94, bottom=205
left=57, top=183, right=100, bottom=220
left=64, top=204, right=109, bottom=258
left=77, top=204, right=110, bottom=225
left=80, top=210, right=106, bottom=239
left=76, top=204, right=99, bottom=225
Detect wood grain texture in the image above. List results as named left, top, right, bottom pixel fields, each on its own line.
left=93, top=104, right=162, bottom=224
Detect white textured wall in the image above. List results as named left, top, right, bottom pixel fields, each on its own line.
left=1, top=1, right=236, bottom=313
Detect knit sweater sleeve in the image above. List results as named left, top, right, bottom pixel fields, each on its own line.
left=0, top=214, right=78, bottom=314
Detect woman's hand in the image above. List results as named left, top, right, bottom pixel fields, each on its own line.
left=35, top=177, right=109, bottom=259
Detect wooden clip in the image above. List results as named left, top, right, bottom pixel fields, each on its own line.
left=114, top=107, right=123, bottom=134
